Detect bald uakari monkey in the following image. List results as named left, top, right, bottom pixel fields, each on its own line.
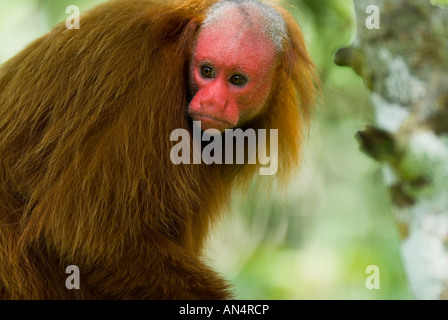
left=0, top=0, right=317, bottom=299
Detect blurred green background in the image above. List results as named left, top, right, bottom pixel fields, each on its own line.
left=0, top=0, right=413, bottom=299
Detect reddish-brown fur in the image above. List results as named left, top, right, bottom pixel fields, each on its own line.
left=0, top=0, right=317, bottom=299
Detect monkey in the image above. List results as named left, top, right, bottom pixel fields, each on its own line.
left=0, top=0, right=317, bottom=299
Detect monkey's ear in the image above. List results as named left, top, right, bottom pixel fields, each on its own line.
left=173, top=18, right=201, bottom=53
left=158, top=16, right=200, bottom=47
left=187, top=18, right=201, bottom=34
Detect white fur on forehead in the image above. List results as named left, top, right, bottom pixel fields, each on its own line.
left=202, top=0, right=287, bottom=52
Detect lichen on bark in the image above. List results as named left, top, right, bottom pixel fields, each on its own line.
left=336, top=0, right=448, bottom=299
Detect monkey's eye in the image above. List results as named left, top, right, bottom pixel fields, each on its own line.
left=230, top=75, right=247, bottom=87
left=200, top=66, right=215, bottom=78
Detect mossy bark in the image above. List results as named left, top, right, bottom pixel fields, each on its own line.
left=336, top=0, right=448, bottom=299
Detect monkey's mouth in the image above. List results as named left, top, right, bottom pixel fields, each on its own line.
left=189, top=112, right=235, bottom=132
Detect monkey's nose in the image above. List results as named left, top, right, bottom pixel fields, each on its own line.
left=201, top=97, right=227, bottom=112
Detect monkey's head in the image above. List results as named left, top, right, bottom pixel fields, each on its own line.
left=187, top=0, right=287, bottom=133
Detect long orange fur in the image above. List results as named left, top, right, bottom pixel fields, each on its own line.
left=0, top=0, right=317, bottom=299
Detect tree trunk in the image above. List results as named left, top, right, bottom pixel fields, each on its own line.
left=335, top=0, right=448, bottom=299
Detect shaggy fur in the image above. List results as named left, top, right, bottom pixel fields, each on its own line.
left=0, top=0, right=317, bottom=299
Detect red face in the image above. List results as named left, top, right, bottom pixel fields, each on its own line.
left=188, top=18, right=278, bottom=132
